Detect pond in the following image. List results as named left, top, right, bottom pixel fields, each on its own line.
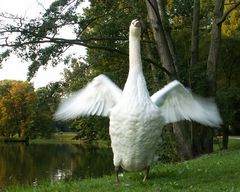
left=0, top=143, right=113, bottom=187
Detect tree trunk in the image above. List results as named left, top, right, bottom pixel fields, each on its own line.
left=222, top=125, right=229, bottom=149
left=145, top=0, right=177, bottom=82
left=190, top=0, right=200, bottom=156
left=190, top=0, right=200, bottom=73
left=157, top=0, right=179, bottom=74
left=205, top=0, right=224, bottom=153
left=173, top=122, right=192, bottom=160
left=146, top=0, right=192, bottom=160
left=189, top=0, right=211, bottom=157
left=207, top=0, right=223, bottom=97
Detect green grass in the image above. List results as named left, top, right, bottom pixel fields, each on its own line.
left=0, top=133, right=81, bottom=144
left=5, top=138, right=240, bottom=192
left=1, top=132, right=110, bottom=147
left=29, top=132, right=110, bottom=147
left=29, top=132, right=80, bottom=144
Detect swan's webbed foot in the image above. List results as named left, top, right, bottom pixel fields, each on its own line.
left=143, top=166, right=150, bottom=182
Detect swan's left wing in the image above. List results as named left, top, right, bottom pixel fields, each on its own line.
left=151, top=80, right=222, bottom=127
left=54, top=74, right=122, bottom=120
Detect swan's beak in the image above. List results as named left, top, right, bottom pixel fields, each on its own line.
left=132, top=19, right=141, bottom=28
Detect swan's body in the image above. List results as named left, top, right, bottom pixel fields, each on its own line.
left=55, top=19, right=222, bottom=181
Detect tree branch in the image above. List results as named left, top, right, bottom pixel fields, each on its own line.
left=217, top=1, right=240, bottom=24
left=0, top=34, right=170, bottom=76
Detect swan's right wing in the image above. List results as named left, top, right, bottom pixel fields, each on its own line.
left=151, top=80, right=222, bottom=127
left=54, top=74, right=122, bottom=120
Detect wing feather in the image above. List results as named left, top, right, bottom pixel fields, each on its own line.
left=54, top=74, right=122, bottom=120
left=151, top=80, right=222, bottom=127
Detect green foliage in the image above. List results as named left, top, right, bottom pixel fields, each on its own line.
left=72, top=117, right=110, bottom=142
left=62, top=59, right=92, bottom=92
left=167, top=0, right=193, bottom=29
left=218, top=37, right=240, bottom=87
left=216, top=37, right=240, bottom=134
left=222, top=3, right=240, bottom=37
left=0, top=0, right=87, bottom=79
left=83, top=0, right=148, bottom=87
left=33, top=82, right=62, bottom=138
left=157, top=127, right=179, bottom=163
left=217, top=87, right=240, bottom=133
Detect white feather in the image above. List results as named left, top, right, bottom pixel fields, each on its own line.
left=151, top=80, right=222, bottom=127
left=54, top=74, right=122, bottom=120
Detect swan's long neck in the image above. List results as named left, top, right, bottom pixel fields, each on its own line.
left=129, top=35, right=142, bottom=74
left=122, top=33, right=150, bottom=102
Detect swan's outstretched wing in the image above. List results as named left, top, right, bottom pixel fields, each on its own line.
left=151, top=80, right=222, bottom=127
left=54, top=74, right=122, bottom=120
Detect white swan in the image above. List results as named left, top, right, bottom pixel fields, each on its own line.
left=54, top=19, right=222, bottom=182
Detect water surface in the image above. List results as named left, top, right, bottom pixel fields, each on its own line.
left=0, top=143, right=113, bottom=186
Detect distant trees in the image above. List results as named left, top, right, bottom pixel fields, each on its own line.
left=0, top=80, right=37, bottom=138
left=0, top=80, right=60, bottom=138
left=33, top=82, right=62, bottom=138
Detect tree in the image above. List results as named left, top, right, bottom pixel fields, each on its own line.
left=33, top=82, right=62, bottom=138
left=145, top=0, right=177, bottom=81
left=0, top=80, right=37, bottom=138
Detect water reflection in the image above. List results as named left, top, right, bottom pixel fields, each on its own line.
left=0, top=143, right=113, bottom=186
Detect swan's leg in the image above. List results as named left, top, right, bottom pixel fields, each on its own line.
left=143, top=166, right=150, bottom=182
left=115, top=166, right=120, bottom=184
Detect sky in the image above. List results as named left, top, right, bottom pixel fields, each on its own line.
left=0, top=0, right=89, bottom=88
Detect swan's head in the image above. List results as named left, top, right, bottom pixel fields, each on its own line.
left=129, top=19, right=141, bottom=37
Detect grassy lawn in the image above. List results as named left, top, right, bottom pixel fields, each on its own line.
left=5, top=138, right=240, bottom=192
left=0, top=132, right=103, bottom=145
left=29, top=132, right=110, bottom=147
left=29, top=132, right=80, bottom=144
